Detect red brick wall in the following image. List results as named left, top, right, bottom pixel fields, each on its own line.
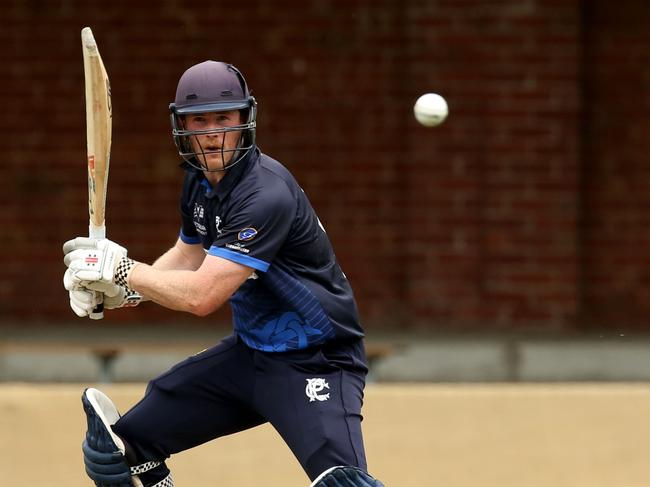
left=581, top=0, right=650, bottom=330
left=404, top=1, right=583, bottom=330
left=1, top=0, right=648, bottom=333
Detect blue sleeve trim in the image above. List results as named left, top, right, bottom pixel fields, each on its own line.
left=209, top=246, right=270, bottom=272
left=179, top=229, right=202, bottom=244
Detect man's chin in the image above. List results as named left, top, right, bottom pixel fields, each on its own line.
left=199, top=155, right=231, bottom=172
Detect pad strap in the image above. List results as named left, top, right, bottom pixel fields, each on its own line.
left=150, top=472, right=174, bottom=487
left=130, top=460, right=163, bottom=476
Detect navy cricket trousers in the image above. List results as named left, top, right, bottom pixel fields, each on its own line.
left=113, top=335, right=369, bottom=483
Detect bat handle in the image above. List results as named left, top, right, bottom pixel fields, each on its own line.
left=88, top=226, right=106, bottom=320
left=90, top=297, right=104, bottom=320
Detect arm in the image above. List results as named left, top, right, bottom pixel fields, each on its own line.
left=152, top=238, right=206, bottom=271
left=128, top=253, right=253, bottom=316
left=63, top=237, right=248, bottom=317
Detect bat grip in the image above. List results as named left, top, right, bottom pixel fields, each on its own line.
left=88, top=226, right=106, bottom=320
left=89, top=299, right=104, bottom=320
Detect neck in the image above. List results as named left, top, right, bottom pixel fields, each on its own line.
left=204, top=170, right=225, bottom=187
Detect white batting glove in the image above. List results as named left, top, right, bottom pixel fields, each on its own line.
left=68, top=286, right=142, bottom=317
left=63, top=266, right=124, bottom=298
left=63, top=238, right=104, bottom=316
left=105, top=287, right=143, bottom=309
left=62, top=237, right=99, bottom=255
left=69, top=287, right=99, bottom=317
left=63, top=238, right=138, bottom=291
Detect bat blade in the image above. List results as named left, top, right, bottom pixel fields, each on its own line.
left=82, top=27, right=112, bottom=319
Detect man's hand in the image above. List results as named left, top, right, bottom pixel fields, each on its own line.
left=63, top=262, right=122, bottom=296
left=63, top=237, right=107, bottom=317
left=63, top=237, right=136, bottom=290
left=68, top=287, right=98, bottom=318
left=62, top=237, right=100, bottom=255
left=68, top=286, right=142, bottom=318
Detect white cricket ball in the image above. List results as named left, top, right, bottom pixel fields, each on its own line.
left=413, top=93, right=448, bottom=127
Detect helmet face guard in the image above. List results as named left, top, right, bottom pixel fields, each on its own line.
left=169, top=62, right=257, bottom=172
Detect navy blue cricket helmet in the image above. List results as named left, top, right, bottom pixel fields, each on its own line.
left=169, top=61, right=257, bottom=171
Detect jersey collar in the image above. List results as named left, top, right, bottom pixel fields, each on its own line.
left=212, top=147, right=258, bottom=201
left=185, top=147, right=259, bottom=201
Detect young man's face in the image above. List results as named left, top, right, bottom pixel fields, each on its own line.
left=183, top=110, right=243, bottom=171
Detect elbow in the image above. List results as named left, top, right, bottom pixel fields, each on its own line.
left=187, top=295, right=221, bottom=317
left=191, top=305, right=215, bottom=318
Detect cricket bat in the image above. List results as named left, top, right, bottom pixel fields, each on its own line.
left=82, top=27, right=111, bottom=320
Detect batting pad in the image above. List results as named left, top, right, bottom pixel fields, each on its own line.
left=83, top=388, right=127, bottom=454
left=310, top=466, right=385, bottom=487
left=82, top=388, right=146, bottom=487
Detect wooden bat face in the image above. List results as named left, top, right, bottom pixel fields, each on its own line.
left=82, top=27, right=111, bottom=240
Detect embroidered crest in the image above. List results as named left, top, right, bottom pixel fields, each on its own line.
left=305, top=378, right=330, bottom=402
left=238, top=227, right=258, bottom=241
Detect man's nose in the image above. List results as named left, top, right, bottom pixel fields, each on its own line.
left=205, top=122, right=225, bottom=132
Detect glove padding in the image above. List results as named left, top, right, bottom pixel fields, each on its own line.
left=63, top=236, right=103, bottom=255
left=63, top=237, right=135, bottom=292
left=68, top=286, right=142, bottom=317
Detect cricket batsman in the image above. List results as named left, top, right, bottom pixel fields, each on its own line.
left=63, top=61, right=384, bottom=487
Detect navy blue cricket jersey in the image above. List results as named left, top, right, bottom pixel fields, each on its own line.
left=178, top=148, right=364, bottom=352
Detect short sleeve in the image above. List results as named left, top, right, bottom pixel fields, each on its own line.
left=179, top=173, right=202, bottom=244
left=209, top=181, right=296, bottom=272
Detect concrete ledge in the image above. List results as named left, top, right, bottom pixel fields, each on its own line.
left=110, top=351, right=193, bottom=382
left=519, top=341, right=650, bottom=382
left=373, top=336, right=650, bottom=382
left=373, top=340, right=509, bottom=382
left=0, top=350, right=100, bottom=382
left=1, top=326, right=649, bottom=382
